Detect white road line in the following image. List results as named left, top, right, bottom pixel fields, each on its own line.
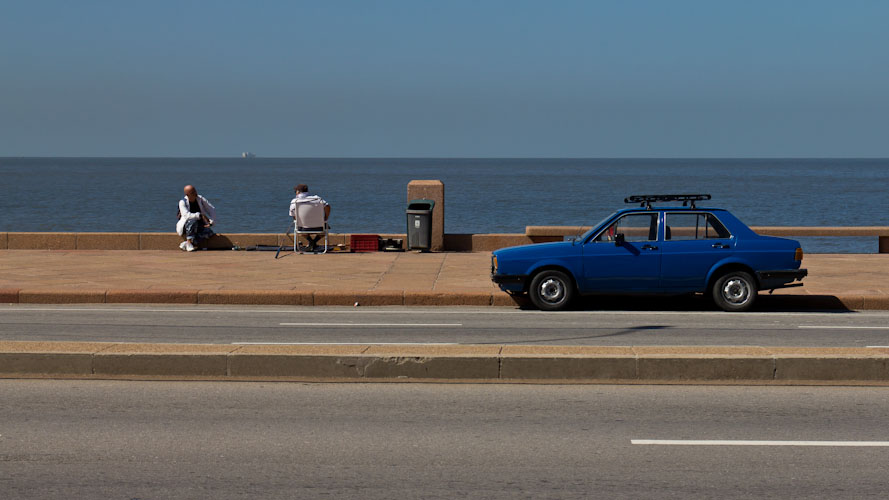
left=233, top=342, right=459, bottom=345
left=866, top=346, right=889, bottom=348
left=798, top=326, right=889, bottom=330
left=279, top=323, right=463, bottom=327
left=631, top=439, right=889, bottom=447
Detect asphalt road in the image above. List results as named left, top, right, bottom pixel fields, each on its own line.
left=2, top=381, right=888, bottom=499
left=1, top=304, right=889, bottom=347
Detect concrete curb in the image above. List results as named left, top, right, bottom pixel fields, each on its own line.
left=2, top=342, right=889, bottom=385
left=0, top=288, right=887, bottom=310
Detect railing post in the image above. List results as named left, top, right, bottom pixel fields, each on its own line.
left=880, top=236, right=889, bottom=254
left=407, top=180, right=445, bottom=252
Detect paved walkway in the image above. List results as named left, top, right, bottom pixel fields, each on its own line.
left=0, top=250, right=495, bottom=292
left=0, top=250, right=887, bottom=307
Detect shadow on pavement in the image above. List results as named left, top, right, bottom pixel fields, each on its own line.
left=491, top=325, right=673, bottom=344
left=511, top=293, right=854, bottom=313
left=755, top=294, right=854, bottom=313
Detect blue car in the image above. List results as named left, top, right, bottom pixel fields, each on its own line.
left=491, top=194, right=807, bottom=311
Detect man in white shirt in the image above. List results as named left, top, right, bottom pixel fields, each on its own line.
left=176, top=185, right=216, bottom=252
left=289, top=184, right=330, bottom=251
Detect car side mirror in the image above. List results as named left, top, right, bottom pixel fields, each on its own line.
left=614, top=233, right=625, bottom=246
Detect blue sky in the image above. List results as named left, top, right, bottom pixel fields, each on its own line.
left=1, top=0, right=887, bottom=157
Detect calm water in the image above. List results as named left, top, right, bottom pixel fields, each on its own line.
left=2, top=158, right=888, bottom=252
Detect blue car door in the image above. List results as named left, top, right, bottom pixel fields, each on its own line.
left=660, top=212, right=734, bottom=290
left=581, top=212, right=661, bottom=291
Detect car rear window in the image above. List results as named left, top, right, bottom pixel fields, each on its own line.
left=665, top=213, right=731, bottom=240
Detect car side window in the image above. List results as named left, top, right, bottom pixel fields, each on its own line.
left=594, top=213, right=658, bottom=242
left=665, top=213, right=731, bottom=240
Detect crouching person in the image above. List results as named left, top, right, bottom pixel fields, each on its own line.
left=176, top=184, right=216, bottom=252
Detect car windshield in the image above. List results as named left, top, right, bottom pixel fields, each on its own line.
left=578, top=212, right=618, bottom=241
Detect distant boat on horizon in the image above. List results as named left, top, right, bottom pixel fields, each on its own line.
left=241, top=152, right=256, bottom=159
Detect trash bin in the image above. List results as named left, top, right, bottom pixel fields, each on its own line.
left=406, top=199, right=435, bottom=251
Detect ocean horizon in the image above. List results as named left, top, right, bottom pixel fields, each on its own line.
left=2, top=157, right=887, bottom=253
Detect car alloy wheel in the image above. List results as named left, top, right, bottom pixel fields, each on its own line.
left=540, top=278, right=564, bottom=301
left=712, top=271, right=757, bottom=312
left=529, top=270, right=575, bottom=311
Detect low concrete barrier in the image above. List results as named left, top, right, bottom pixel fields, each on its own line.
left=7, top=232, right=77, bottom=250
left=76, top=232, right=140, bottom=250
left=2, top=342, right=888, bottom=385
left=1, top=232, right=415, bottom=251
left=5, top=228, right=884, bottom=252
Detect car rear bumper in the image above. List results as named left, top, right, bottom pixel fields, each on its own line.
left=757, top=269, right=808, bottom=290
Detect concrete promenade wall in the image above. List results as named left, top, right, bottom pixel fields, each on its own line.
left=0, top=232, right=534, bottom=252
left=2, top=228, right=887, bottom=252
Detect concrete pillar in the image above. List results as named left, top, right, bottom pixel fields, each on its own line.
left=407, top=180, right=444, bottom=251
left=880, top=236, right=888, bottom=254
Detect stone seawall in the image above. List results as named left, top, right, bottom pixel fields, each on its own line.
left=3, top=227, right=888, bottom=252
left=0, top=232, right=537, bottom=252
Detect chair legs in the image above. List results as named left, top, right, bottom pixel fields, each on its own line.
left=294, top=232, right=328, bottom=254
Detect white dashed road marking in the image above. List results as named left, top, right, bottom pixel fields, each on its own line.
left=798, top=326, right=889, bottom=330
left=233, top=342, right=459, bottom=345
left=632, top=440, right=889, bottom=447
left=278, top=323, right=463, bottom=327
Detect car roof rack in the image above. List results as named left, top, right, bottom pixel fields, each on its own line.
left=624, top=194, right=711, bottom=209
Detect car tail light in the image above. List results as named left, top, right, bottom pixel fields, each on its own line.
left=492, top=255, right=498, bottom=273
left=794, top=248, right=804, bottom=261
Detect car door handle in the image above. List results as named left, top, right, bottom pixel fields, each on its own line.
left=712, top=243, right=730, bottom=249
left=642, top=244, right=658, bottom=250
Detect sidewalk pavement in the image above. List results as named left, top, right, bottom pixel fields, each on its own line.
left=0, top=250, right=887, bottom=308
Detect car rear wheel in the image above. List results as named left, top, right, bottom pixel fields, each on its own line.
left=711, top=271, right=757, bottom=312
left=528, top=270, right=575, bottom=311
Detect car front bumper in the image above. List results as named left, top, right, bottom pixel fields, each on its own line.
left=757, top=269, right=808, bottom=290
left=491, top=274, right=527, bottom=285
left=491, top=273, right=528, bottom=293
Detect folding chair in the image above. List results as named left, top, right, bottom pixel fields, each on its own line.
left=292, top=198, right=329, bottom=254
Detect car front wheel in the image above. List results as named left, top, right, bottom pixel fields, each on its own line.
left=528, top=270, right=575, bottom=311
left=711, top=271, right=757, bottom=312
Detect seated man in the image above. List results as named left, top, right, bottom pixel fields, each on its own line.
left=176, top=184, right=216, bottom=252
left=289, top=184, right=330, bottom=251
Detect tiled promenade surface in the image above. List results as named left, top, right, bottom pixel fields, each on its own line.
left=0, top=250, right=887, bottom=308
left=0, top=250, right=495, bottom=291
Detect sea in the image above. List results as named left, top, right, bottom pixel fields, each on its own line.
left=1, top=158, right=888, bottom=253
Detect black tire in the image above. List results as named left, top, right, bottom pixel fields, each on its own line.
left=528, top=270, right=575, bottom=311
left=711, top=271, right=757, bottom=312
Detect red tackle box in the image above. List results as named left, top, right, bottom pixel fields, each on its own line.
left=350, top=234, right=380, bottom=252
